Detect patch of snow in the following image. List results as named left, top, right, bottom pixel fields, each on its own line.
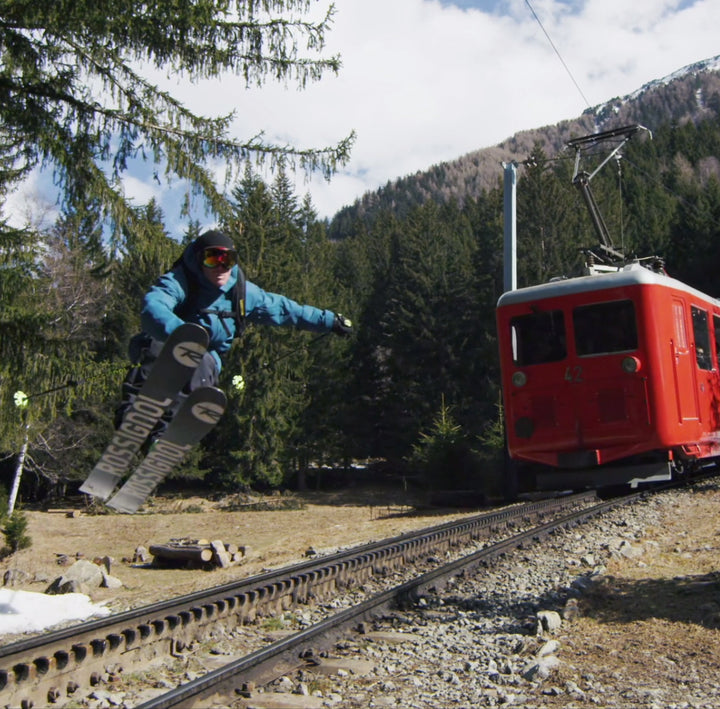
left=591, top=54, right=720, bottom=121
left=0, top=589, right=111, bottom=636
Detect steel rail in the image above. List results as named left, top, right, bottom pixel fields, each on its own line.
left=134, top=491, right=635, bottom=708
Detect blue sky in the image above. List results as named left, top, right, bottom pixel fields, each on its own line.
left=7, top=0, right=720, bottom=232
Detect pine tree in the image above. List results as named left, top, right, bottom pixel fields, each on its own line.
left=0, top=1, right=354, bottom=236
left=363, top=201, right=481, bottom=462
left=210, top=169, right=307, bottom=486
left=407, top=395, right=467, bottom=488
left=516, top=144, right=583, bottom=285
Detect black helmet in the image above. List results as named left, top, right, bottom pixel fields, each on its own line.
left=193, top=229, right=235, bottom=253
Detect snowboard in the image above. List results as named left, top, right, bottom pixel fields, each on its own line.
left=80, top=323, right=209, bottom=501
left=106, top=386, right=227, bottom=513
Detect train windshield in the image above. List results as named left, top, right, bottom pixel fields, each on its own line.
left=573, top=299, right=638, bottom=356
left=510, top=310, right=566, bottom=365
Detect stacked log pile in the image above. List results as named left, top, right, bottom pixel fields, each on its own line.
left=149, top=537, right=246, bottom=569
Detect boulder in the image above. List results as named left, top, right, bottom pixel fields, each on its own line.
left=45, top=559, right=104, bottom=595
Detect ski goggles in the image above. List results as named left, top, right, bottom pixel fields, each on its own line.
left=201, top=247, right=237, bottom=269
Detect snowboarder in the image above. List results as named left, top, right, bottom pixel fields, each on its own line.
left=116, top=228, right=353, bottom=433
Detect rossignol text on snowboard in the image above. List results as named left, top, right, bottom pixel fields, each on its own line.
left=80, top=323, right=209, bottom=501
left=106, top=386, right=227, bottom=513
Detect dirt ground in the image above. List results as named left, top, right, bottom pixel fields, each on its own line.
left=553, top=483, right=720, bottom=703
left=0, top=487, right=477, bottom=613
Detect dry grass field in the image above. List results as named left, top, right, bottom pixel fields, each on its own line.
left=0, top=486, right=477, bottom=612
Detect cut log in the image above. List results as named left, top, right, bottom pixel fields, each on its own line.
left=149, top=544, right=213, bottom=563
left=210, top=540, right=231, bottom=568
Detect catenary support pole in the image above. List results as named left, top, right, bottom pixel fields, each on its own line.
left=502, top=161, right=517, bottom=292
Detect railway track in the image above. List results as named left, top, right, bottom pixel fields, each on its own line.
left=133, top=490, right=639, bottom=709
left=0, top=492, right=597, bottom=709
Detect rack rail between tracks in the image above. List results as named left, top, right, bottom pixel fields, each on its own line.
left=0, top=492, right=596, bottom=708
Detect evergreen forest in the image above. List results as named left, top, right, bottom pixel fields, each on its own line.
left=5, top=102, right=720, bottom=506
left=2, top=1, right=720, bottom=507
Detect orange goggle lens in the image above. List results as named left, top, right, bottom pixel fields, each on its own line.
left=202, top=248, right=237, bottom=269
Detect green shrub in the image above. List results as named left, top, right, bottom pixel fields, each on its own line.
left=407, top=396, right=471, bottom=488
left=3, top=510, right=32, bottom=553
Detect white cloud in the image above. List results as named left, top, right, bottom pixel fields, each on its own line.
left=121, top=174, right=165, bottom=207
left=2, top=169, right=59, bottom=230
left=8, top=0, right=720, bottom=230
left=173, top=0, right=720, bottom=220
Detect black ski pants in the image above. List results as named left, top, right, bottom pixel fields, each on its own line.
left=114, top=333, right=219, bottom=437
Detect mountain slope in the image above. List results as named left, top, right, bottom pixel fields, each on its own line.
left=328, top=55, right=720, bottom=239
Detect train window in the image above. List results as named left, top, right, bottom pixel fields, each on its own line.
left=691, top=306, right=712, bottom=370
left=510, top=310, right=566, bottom=365
left=673, top=301, right=688, bottom=349
left=573, top=299, right=637, bottom=356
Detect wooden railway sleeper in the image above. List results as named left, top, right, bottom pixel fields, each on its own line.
left=302, top=570, right=321, bottom=601
left=338, top=558, right=361, bottom=588
left=279, top=577, right=295, bottom=595
left=387, top=544, right=403, bottom=564
left=233, top=595, right=248, bottom=618
left=255, top=589, right=279, bottom=617
left=232, top=594, right=249, bottom=625
left=255, top=586, right=270, bottom=608
left=269, top=580, right=287, bottom=607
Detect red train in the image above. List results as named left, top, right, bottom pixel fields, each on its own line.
left=496, top=125, right=720, bottom=493
left=496, top=260, right=720, bottom=492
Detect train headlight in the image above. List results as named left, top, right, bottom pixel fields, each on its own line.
left=621, top=356, right=641, bottom=373
left=511, top=371, right=527, bottom=387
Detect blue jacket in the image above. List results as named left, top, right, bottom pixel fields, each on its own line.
left=140, top=244, right=336, bottom=371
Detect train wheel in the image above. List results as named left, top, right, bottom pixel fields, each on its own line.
left=670, top=458, right=689, bottom=478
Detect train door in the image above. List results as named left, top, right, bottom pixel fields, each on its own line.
left=569, top=298, right=647, bottom=450
left=712, top=314, right=720, bottom=431
left=691, top=306, right=713, bottom=427
left=671, top=299, right=699, bottom=422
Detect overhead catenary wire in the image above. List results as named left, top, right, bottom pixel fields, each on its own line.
left=525, top=0, right=592, bottom=111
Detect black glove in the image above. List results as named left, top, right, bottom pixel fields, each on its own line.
left=332, top=313, right=353, bottom=337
